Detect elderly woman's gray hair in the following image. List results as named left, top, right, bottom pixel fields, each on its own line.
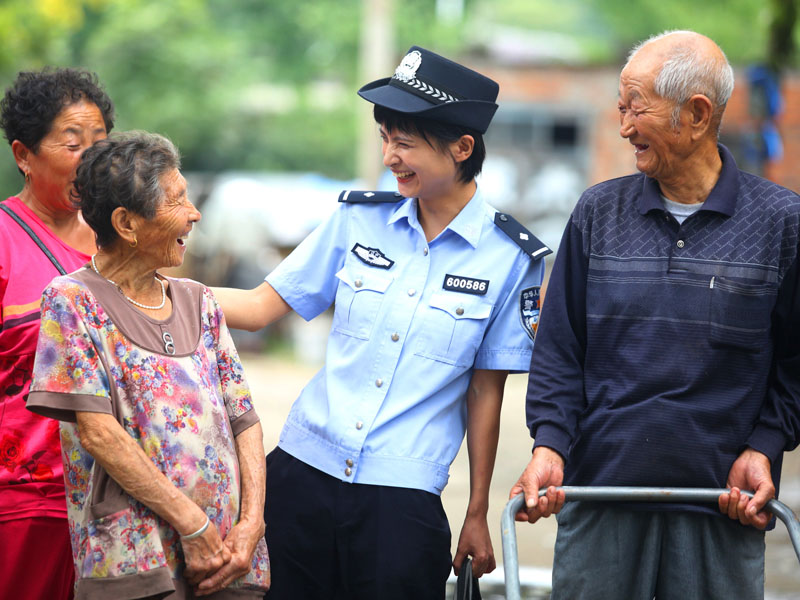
left=627, top=30, right=735, bottom=132
left=73, top=131, right=181, bottom=248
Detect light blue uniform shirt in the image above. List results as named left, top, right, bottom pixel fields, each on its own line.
left=266, top=188, right=545, bottom=494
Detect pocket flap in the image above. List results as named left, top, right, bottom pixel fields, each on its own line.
left=335, top=266, right=394, bottom=293
left=428, top=292, right=492, bottom=320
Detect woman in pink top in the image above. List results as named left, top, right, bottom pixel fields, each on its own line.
left=0, top=68, right=114, bottom=600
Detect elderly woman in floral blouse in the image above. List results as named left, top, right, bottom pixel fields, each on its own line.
left=27, top=131, right=270, bottom=600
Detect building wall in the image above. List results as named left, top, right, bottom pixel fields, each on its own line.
left=762, top=72, right=800, bottom=192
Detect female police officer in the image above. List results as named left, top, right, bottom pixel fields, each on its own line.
left=210, top=46, right=550, bottom=599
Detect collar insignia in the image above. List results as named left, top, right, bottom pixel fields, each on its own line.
left=352, top=243, right=394, bottom=269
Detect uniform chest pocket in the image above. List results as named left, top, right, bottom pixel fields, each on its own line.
left=709, top=277, right=776, bottom=352
left=415, top=293, right=493, bottom=367
left=332, top=265, right=394, bottom=340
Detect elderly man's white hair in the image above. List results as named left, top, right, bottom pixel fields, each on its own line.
left=626, top=30, right=734, bottom=133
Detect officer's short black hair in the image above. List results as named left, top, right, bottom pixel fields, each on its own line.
left=373, top=105, right=486, bottom=184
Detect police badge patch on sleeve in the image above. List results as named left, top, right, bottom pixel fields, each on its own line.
left=520, top=286, right=541, bottom=341
left=351, top=243, right=395, bottom=269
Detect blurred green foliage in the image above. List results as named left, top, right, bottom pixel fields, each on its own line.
left=0, top=0, right=796, bottom=198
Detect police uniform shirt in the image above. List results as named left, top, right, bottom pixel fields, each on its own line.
left=266, top=188, right=545, bottom=495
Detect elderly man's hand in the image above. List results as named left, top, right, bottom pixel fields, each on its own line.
left=510, top=446, right=566, bottom=524
left=718, top=448, right=775, bottom=529
left=194, top=517, right=265, bottom=596
left=181, top=519, right=232, bottom=587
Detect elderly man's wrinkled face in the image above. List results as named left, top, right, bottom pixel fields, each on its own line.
left=618, top=55, right=690, bottom=183
left=137, top=169, right=201, bottom=269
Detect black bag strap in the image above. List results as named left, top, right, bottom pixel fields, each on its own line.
left=0, top=203, right=67, bottom=275
left=453, top=557, right=482, bottom=600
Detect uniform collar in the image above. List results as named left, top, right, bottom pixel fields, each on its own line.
left=387, top=186, right=485, bottom=249
left=638, top=143, right=740, bottom=217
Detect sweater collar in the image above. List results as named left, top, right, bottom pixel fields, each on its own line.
left=638, top=144, right=740, bottom=217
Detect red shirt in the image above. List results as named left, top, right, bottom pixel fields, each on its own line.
left=0, top=196, right=90, bottom=521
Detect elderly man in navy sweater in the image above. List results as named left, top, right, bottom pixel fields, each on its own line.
left=512, top=30, right=800, bottom=599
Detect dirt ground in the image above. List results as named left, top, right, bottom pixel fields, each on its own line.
left=241, top=353, right=800, bottom=597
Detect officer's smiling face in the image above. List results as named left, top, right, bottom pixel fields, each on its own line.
left=379, top=125, right=461, bottom=202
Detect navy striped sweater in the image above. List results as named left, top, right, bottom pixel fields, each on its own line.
left=527, top=145, right=800, bottom=510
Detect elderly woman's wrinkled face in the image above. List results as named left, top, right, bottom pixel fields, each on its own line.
left=24, top=101, right=107, bottom=212
left=137, top=169, right=201, bottom=269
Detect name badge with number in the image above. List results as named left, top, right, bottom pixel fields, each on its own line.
left=442, top=274, right=489, bottom=296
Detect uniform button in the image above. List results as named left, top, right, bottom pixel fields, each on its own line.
left=354, top=279, right=363, bottom=288
left=455, top=306, right=464, bottom=316
left=346, top=458, right=354, bottom=467
left=499, top=214, right=508, bottom=222
left=345, top=468, right=352, bottom=476
left=407, top=289, right=416, bottom=297
left=375, top=378, right=383, bottom=388
left=356, top=421, right=363, bottom=430
left=423, top=247, right=429, bottom=256
left=676, top=240, right=685, bottom=249
left=391, top=332, right=399, bottom=342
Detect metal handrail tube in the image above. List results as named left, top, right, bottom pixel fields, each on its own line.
left=501, top=487, right=800, bottom=600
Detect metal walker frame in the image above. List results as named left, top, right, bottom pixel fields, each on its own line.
left=501, top=487, right=800, bottom=600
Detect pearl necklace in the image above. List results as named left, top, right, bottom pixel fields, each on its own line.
left=91, top=254, right=167, bottom=310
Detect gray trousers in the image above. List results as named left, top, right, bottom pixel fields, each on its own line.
left=551, top=502, right=765, bottom=600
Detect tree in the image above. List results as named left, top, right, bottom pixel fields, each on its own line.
left=0, top=0, right=795, bottom=200
left=767, top=0, right=798, bottom=72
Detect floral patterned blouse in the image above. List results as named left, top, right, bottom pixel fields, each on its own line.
left=27, top=267, right=270, bottom=599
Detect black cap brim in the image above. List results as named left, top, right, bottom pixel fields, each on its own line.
left=358, top=77, right=498, bottom=134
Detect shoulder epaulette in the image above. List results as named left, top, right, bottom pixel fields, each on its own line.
left=338, top=190, right=405, bottom=203
left=494, top=212, right=552, bottom=261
